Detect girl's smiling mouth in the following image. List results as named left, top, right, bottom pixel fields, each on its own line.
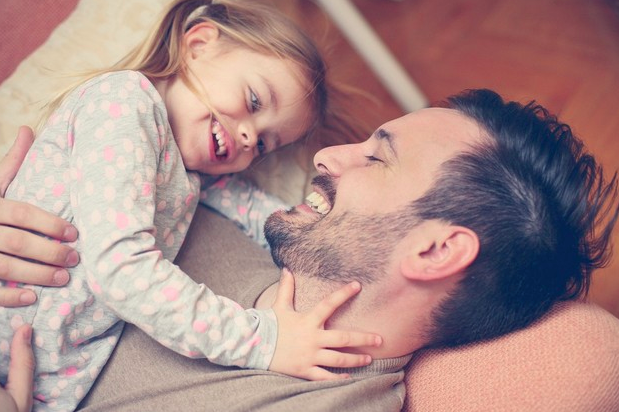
left=212, top=119, right=229, bottom=160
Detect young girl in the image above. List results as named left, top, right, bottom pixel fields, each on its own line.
left=0, top=1, right=379, bottom=410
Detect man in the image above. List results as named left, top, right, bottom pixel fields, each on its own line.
left=0, top=89, right=617, bottom=410
left=0, top=325, right=34, bottom=412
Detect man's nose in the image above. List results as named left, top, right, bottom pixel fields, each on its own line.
left=313, top=143, right=362, bottom=177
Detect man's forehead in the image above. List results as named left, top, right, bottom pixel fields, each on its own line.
left=385, top=107, right=470, bottom=130
left=380, top=108, right=482, bottom=148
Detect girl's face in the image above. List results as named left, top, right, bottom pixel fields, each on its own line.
left=158, top=23, right=313, bottom=175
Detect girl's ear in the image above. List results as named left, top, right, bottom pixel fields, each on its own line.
left=183, top=22, right=220, bottom=59
left=400, top=225, right=479, bottom=281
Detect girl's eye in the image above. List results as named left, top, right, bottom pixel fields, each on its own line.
left=257, top=138, right=267, bottom=155
left=250, top=90, right=261, bottom=112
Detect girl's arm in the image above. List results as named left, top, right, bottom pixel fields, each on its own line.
left=199, top=174, right=289, bottom=248
left=0, top=126, right=76, bottom=307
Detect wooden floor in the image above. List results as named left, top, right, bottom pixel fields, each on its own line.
left=268, top=0, right=619, bottom=316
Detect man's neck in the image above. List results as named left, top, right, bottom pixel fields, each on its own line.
left=255, top=272, right=426, bottom=359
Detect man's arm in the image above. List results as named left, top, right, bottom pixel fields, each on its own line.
left=0, top=324, right=35, bottom=412
left=0, top=126, right=78, bottom=307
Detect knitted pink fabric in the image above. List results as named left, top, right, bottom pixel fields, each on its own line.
left=404, top=301, right=619, bottom=411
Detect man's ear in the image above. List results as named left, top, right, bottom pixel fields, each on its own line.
left=183, top=22, right=220, bottom=60
left=400, top=225, right=479, bottom=281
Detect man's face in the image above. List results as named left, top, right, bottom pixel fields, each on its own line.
left=264, top=108, right=482, bottom=282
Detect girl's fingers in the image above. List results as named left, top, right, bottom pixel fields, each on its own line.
left=318, top=329, right=382, bottom=349
left=314, top=349, right=373, bottom=370
left=308, top=281, right=362, bottom=325
left=272, top=269, right=295, bottom=310
left=302, top=366, right=351, bottom=381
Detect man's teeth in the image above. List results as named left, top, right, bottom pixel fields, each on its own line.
left=212, top=122, right=227, bottom=156
left=306, top=191, right=331, bottom=215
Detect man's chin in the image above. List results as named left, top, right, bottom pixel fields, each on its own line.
left=264, top=212, right=293, bottom=265
left=265, top=210, right=315, bottom=269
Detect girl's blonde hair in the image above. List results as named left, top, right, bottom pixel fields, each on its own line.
left=43, top=0, right=360, bottom=145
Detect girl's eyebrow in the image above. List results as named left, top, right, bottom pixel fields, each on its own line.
left=259, top=75, right=278, bottom=110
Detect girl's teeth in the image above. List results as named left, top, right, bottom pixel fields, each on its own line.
left=213, top=124, right=227, bottom=156
left=215, top=135, right=227, bottom=155
left=212, top=121, right=222, bottom=134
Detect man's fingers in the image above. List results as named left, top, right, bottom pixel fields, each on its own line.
left=272, top=269, right=295, bottom=310
left=0, top=225, right=78, bottom=267
left=0, top=250, right=70, bottom=307
left=308, top=281, right=362, bottom=325
left=5, top=324, right=35, bottom=412
left=0, top=254, right=70, bottom=286
left=0, top=126, right=35, bottom=196
left=0, top=288, right=37, bottom=308
left=0, top=199, right=78, bottom=243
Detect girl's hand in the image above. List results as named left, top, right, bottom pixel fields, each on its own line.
left=269, top=269, right=382, bottom=380
left=0, top=126, right=78, bottom=307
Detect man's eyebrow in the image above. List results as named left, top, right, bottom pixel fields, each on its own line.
left=374, top=128, right=397, bottom=157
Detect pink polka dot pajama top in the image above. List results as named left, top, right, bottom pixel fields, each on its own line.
left=0, top=71, right=287, bottom=411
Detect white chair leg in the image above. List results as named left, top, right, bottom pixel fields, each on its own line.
left=312, top=0, right=428, bottom=112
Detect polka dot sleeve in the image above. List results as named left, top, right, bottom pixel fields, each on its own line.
left=199, top=174, right=290, bottom=249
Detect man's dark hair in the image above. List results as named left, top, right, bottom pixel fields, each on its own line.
left=414, top=89, right=618, bottom=348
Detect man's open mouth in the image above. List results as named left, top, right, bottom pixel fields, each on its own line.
left=305, top=191, right=331, bottom=215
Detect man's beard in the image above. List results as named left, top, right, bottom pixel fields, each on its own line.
left=264, top=193, right=417, bottom=285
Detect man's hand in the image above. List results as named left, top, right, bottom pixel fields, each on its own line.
left=0, top=324, right=35, bottom=412
left=0, top=126, right=78, bottom=307
left=269, top=270, right=382, bottom=380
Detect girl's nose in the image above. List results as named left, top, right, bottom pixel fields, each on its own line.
left=239, top=124, right=257, bottom=151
